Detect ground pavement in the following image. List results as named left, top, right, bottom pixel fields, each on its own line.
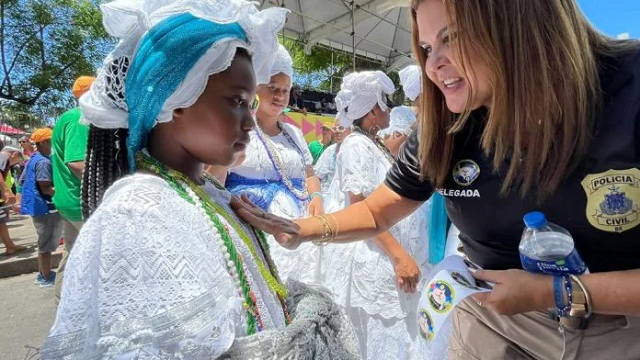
left=0, top=214, right=64, bottom=279
left=0, top=215, right=61, bottom=359
left=0, top=273, right=57, bottom=359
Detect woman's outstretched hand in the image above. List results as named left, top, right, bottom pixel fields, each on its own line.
left=231, top=194, right=302, bottom=249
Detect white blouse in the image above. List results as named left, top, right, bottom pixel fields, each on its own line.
left=42, top=174, right=287, bottom=359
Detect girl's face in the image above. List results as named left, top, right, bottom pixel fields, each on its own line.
left=416, top=0, right=492, bottom=113
left=256, top=73, right=291, bottom=118
left=171, top=52, right=256, bottom=167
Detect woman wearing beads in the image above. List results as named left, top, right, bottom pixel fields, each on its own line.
left=321, top=71, right=431, bottom=359
left=42, top=1, right=358, bottom=358
left=227, top=45, right=324, bottom=283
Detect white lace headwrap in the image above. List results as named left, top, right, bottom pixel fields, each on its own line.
left=334, top=71, right=395, bottom=127
left=398, top=65, right=422, bottom=102
left=260, top=44, right=293, bottom=85
left=80, top=0, right=288, bottom=129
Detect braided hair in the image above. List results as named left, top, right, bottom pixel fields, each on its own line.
left=81, top=126, right=129, bottom=219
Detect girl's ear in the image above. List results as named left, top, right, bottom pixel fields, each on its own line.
left=173, top=108, right=185, bottom=121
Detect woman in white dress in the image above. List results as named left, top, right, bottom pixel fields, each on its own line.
left=322, top=71, right=432, bottom=360
left=313, top=123, right=351, bottom=210
left=41, top=1, right=358, bottom=359
left=227, top=45, right=324, bottom=284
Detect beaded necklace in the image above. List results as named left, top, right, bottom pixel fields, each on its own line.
left=352, top=125, right=395, bottom=163
left=136, top=152, right=290, bottom=334
left=254, top=120, right=309, bottom=201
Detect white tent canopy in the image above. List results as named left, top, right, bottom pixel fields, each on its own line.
left=259, top=0, right=416, bottom=71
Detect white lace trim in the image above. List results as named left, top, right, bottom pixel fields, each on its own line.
left=80, top=0, right=288, bottom=129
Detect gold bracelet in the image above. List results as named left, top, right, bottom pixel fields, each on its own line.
left=312, top=215, right=333, bottom=247
left=326, top=213, right=339, bottom=239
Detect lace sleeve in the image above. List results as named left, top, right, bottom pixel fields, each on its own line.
left=337, top=135, right=380, bottom=197
left=313, top=144, right=337, bottom=183
left=42, top=177, right=243, bottom=359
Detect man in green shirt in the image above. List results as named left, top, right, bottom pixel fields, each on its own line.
left=308, top=124, right=334, bottom=165
left=52, top=76, right=94, bottom=304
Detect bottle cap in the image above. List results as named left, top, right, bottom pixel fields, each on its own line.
left=523, top=211, right=547, bottom=229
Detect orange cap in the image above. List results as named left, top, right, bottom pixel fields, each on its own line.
left=30, top=128, right=53, bottom=143
left=72, top=76, right=96, bottom=99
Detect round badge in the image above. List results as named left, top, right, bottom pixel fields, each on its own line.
left=452, top=159, right=481, bottom=186
left=427, top=280, right=455, bottom=314
left=417, top=309, right=435, bottom=341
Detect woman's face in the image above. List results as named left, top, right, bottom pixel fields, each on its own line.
left=256, top=73, right=291, bottom=118
left=171, top=53, right=256, bottom=167
left=416, top=0, right=492, bottom=113
left=372, top=104, right=391, bottom=130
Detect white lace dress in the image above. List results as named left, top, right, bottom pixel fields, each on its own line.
left=42, top=174, right=288, bottom=359
left=322, top=132, right=432, bottom=360
left=313, top=143, right=339, bottom=206
left=229, top=123, right=319, bottom=284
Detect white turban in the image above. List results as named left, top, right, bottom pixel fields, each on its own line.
left=335, top=71, right=395, bottom=127
left=261, top=44, right=294, bottom=84
left=398, top=65, right=422, bottom=102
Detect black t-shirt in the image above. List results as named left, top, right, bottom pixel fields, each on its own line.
left=385, top=48, right=640, bottom=273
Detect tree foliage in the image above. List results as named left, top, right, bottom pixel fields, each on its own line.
left=283, top=38, right=403, bottom=102
left=0, top=0, right=112, bottom=118
left=283, top=38, right=391, bottom=94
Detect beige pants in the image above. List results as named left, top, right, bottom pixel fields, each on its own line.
left=449, top=298, right=640, bottom=360
left=54, top=219, right=83, bottom=305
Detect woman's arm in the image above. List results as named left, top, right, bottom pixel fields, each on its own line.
left=232, top=183, right=425, bottom=249
left=298, top=184, right=424, bottom=243
left=472, top=268, right=640, bottom=317
left=348, top=192, right=420, bottom=293
left=306, top=166, right=324, bottom=216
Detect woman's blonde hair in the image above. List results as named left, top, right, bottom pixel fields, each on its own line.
left=410, top=0, right=638, bottom=196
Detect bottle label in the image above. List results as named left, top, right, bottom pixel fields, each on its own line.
left=520, top=249, right=588, bottom=275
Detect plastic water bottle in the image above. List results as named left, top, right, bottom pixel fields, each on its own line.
left=519, top=212, right=588, bottom=275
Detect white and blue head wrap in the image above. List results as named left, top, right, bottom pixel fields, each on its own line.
left=79, top=0, right=288, bottom=171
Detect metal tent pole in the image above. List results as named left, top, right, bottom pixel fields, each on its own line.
left=330, top=51, right=335, bottom=93
left=351, top=1, right=356, bottom=71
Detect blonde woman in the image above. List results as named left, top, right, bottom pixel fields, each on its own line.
left=235, top=0, right=640, bottom=358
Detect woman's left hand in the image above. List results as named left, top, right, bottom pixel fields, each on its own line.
left=307, top=197, right=324, bottom=216
left=471, top=269, right=553, bottom=316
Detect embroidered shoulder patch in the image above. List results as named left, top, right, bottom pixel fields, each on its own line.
left=581, top=169, right=640, bottom=233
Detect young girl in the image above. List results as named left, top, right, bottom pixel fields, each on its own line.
left=42, top=1, right=358, bottom=358
left=227, top=44, right=324, bottom=284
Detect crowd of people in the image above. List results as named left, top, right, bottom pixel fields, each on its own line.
left=3, top=0, right=634, bottom=359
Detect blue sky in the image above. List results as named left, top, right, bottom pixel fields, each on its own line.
left=577, top=0, right=640, bottom=38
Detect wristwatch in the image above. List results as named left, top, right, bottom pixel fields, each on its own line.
left=559, top=275, right=592, bottom=330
